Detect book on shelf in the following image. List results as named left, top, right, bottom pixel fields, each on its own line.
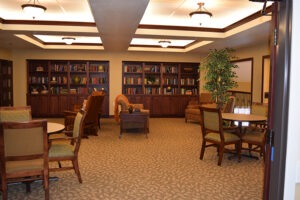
left=70, top=89, right=77, bottom=94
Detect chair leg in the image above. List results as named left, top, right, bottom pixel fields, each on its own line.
left=44, top=173, right=49, bottom=200
left=237, top=142, right=241, bottom=163
left=98, top=113, right=101, bottom=129
left=72, top=159, right=82, bottom=183
left=248, top=144, right=253, bottom=156
left=25, top=181, right=32, bottom=193
left=200, top=141, right=206, bottom=160
left=218, top=146, right=224, bottom=166
left=1, top=179, right=7, bottom=200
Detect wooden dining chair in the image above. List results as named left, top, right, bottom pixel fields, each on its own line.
left=48, top=109, right=87, bottom=183
left=0, top=106, right=32, bottom=122
left=0, top=120, right=49, bottom=200
left=199, top=107, right=241, bottom=166
left=242, top=126, right=267, bottom=159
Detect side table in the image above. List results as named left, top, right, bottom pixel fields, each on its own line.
left=119, top=111, right=149, bottom=138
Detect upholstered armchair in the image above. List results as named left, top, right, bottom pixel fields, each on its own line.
left=185, top=93, right=214, bottom=123
left=64, top=91, right=105, bottom=137
left=185, top=94, right=236, bottom=124
left=114, top=94, right=149, bottom=123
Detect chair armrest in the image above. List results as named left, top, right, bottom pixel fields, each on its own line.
left=63, top=110, right=77, bottom=116
left=186, top=105, right=201, bottom=109
left=130, top=104, right=144, bottom=109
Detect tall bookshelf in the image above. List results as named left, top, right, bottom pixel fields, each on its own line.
left=26, top=59, right=109, bottom=117
left=122, top=61, right=199, bottom=96
left=0, top=59, right=13, bottom=106
left=122, top=61, right=199, bottom=117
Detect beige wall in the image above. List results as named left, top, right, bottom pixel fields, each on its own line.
left=0, top=48, right=12, bottom=60
left=233, top=44, right=270, bottom=103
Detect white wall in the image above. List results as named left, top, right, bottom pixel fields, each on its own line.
left=284, top=0, right=300, bottom=199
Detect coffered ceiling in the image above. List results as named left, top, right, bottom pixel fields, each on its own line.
left=0, top=0, right=272, bottom=54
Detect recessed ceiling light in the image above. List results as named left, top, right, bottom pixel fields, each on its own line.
left=159, top=40, right=171, bottom=48
left=62, top=37, right=76, bottom=45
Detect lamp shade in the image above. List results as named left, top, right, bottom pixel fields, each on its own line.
left=189, top=2, right=212, bottom=26
left=22, top=1, right=46, bottom=19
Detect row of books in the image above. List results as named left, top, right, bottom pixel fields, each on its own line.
left=144, top=65, right=160, bottom=73
left=89, top=65, right=106, bottom=72
left=70, top=64, right=87, bottom=72
left=163, top=78, right=177, bottom=85
left=124, top=77, right=142, bottom=85
left=90, top=77, right=107, bottom=84
left=161, top=66, right=178, bottom=73
left=50, top=76, right=68, bottom=84
left=29, top=76, right=48, bottom=84
left=124, top=88, right=143, bottom=95
left=51, top=64, right=68, bottom=72
left=124, top=65, right=142, bottom=73
left=180, top=88, right=198, bottom=95
left=144, top=87, right=161, bottom=95
left=180, top=78, right=195, bottom=85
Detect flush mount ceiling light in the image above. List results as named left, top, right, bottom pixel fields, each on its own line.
left=62, top=37, right=76, bottom=45
left=21, top=0, right=46, bottom=19
left=189, top=2, right=212, bottom=26
left=159, top=40, right=171, bottom=48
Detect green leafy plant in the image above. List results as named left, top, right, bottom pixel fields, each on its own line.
left=200, top=48, right=238, bottom=108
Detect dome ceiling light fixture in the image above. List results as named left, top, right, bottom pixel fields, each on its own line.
left=21, top=0, right=47, bottom=19
left=159, top=40, right=171, bottom=48
left=189, top=2, right=212, bottom=26
left=62, top=37, right=76, bottom=45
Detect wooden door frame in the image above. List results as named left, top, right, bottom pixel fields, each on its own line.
left=263, top=0, right=292, bottom=199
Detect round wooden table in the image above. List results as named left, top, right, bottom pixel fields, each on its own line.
left=47, top=122, right=65, bottom=134
left=222, top=113, right=267, bottom=127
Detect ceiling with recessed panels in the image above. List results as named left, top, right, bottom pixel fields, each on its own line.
left=0, top=0, right=272, bottom=54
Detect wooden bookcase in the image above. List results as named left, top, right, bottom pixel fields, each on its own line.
left=122, top=61, right=199, bottom=117
left=26, top=59, right=109, bottom=117
left=0, top=59, right=13, bottom=106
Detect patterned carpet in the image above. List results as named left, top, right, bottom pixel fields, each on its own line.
left=2, top=118, right=264, bottom=200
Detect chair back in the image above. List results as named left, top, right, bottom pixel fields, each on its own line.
left=222, top=96, right=236, bottom=113
left=72, top=110, right=87, bottom=152
left=0, top=106, right=32, bottom=122
left=251, top=103, right=268, bottom=117
left=83, top=91, right=104, bottom=124
left=0, top=119, right=49, bottom=199
left=200, top=107, right=224, bottom=140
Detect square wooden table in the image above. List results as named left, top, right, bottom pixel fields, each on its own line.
left=119, top=111, right=149, bottom=138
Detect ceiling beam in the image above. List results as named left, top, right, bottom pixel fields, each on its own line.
left=88, top=0, right=150, bottom=51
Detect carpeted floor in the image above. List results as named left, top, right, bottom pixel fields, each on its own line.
left=2, top=118, right=264, bottom=200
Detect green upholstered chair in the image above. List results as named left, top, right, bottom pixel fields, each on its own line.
left=199, top=107, right=241, bottom=166
left=0, top=120, right=49, bottom=200
left=0, top=106, right=32, bottom=122
left=241, top=126, right=266, bottom=159
left=49, top=109, right=87, bottom=183
left=241, top=103, right=268, bottom=159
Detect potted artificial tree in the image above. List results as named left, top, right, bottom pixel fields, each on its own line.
left=200, top=48, right=238, bottom=108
